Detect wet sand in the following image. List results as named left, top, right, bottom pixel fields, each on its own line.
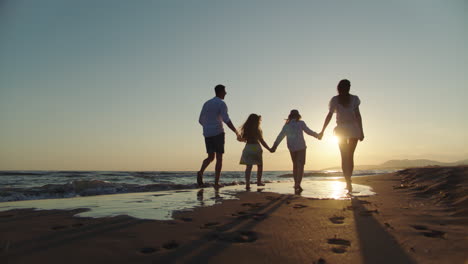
left=0, top=166, right=467, bottom=264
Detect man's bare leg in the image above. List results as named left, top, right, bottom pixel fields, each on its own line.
left=214, top=152, right=223, bottom=188
left=198, top=153, right=215, bottom=186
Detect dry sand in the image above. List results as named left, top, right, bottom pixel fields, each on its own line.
left=0, top=166, right=467, bottom=264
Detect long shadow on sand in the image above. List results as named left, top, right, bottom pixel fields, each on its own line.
left=154, top=191, right=288, bottom=263
left=351, top=197, right=416, bottom=264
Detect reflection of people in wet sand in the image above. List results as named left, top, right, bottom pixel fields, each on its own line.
left=238, top=114, right=273, bottom=190
left=319, top=79, right=364, bottom=193
left=271, top=110, right=322, bottom=192
left=197, top=84, right=239, bottom=188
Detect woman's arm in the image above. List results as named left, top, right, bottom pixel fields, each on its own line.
left=320, top=111, right=333, bottom=134
left=355, top=107, right=364, bottom=141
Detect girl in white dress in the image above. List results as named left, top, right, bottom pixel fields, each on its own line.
left=271, top=110, right=321, bottom=192
left=320, top=79, right=364, bottom=192
left=239, top=114, right=272, bottom=190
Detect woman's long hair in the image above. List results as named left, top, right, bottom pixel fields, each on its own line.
left=239, top=114, right=262, bottom=142
left=286, top=109, right=301, bottom=124
left=337, top=79, right=351, bottom=106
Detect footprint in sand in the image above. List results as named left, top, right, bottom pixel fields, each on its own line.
left=410, top=225, right=428, bottom=230
left=331, top=247, right=347, bottom=254
left=358, top=209, right=379, bottom=216
left=162, top=240, right=179, bottom=250
left=201, top=222, right=220, bottom=229
left=313, top=258, right=327, bottom=264
left=329, top=216, right=345, bottom=224
left=218, top=231, right=258, bottom=243
left=422, top=230, right=446, bottom=239
left=293, top=204, right=308, bottom=209
left=51, top=225, right=68, bottom=230
left=327, top=238, right=351, bottom=247
left=140, top=247, right=159, bottom=254
left=0, top=214, right=14, bottom=218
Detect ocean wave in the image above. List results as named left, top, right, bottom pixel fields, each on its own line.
left=0, top=180, right=242, bottom=202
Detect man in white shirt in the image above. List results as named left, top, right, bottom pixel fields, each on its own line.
left=197, top=84, right=239, bottom=188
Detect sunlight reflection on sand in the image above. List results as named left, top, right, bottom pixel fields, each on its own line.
left=0, top=179, right=374, bottom=220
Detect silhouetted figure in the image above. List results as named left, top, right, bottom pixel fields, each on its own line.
left=271, top=110, right=322, bottom=191
left=197, top=84, right=239, bottom=188
left=238, top=114, right=273, bottom=190
left=320, top=79, right=364, bottom=192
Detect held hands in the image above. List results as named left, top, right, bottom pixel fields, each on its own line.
left=317, top=132, right=324, bottom=140
left=270, top=146, right=276, bottom=153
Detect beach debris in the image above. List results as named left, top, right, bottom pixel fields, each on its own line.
left=162, top=240, right=179, bottom=249
left=327, top=238, right=351, bottom=246
left=140, top=247, right=159, bottom=254
left=329, top=216, right=345, bottom=224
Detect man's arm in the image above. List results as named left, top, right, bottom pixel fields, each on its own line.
left=198, top=104, right=206, bottom=126
left=221, top=102, right=239, bottom=136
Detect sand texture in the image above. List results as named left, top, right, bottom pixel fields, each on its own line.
left=0, top=166, right=467, bottom=264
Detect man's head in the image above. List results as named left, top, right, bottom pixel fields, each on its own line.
left=214, top=84, right=226, bottom=99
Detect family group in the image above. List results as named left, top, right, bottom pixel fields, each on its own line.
left=197, top=80, right=364, bottom=193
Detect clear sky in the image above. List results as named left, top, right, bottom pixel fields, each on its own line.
left=1, top=0, right=467, bottom=171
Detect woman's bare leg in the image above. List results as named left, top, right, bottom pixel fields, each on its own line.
left=245, top=165, right=253, bottom=190
left=338, top=138, right=358, bottom=192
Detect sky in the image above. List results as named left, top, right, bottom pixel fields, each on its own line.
left=1, top=0, right=467, bottom=171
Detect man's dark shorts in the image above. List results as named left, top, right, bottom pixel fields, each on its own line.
left=205, top=133, right=225, bottom=154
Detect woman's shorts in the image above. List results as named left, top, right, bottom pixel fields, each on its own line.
left=204, top=133, right=225, bottom=154
left=240, top=143, right=263, bottom=165
left=290, top=149, right=306, bottom=165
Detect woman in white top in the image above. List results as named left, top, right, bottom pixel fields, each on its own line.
left=320, top=79, right=364, bottom=192
left=271, top=110, right=321, bottom=192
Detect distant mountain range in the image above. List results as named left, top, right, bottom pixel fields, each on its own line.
left=322, top=159, right=468, bottom=170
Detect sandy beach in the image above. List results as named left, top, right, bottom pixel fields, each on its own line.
left=1, top=166, right=467, bottom=264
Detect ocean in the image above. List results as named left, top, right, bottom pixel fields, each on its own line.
left=0, top=169, right=394, bottom=202
left=0, top=170, right=394, bottom=220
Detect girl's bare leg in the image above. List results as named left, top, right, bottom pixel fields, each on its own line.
left=245, top=165, right=253, bottom=190
left=296, top=162, right=304, bottom=190
left=257, top=164, right=265, bottom=186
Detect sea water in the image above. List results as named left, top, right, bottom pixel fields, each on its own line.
left=0, top=170, right=392, bottom=220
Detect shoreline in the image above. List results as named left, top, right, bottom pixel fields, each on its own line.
left=1, top=166, right=467, bottom=263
